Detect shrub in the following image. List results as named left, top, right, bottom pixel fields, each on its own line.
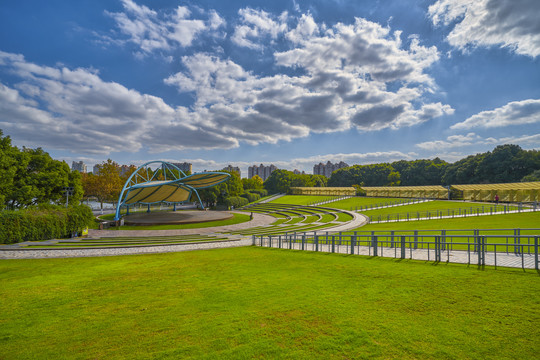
left=247, top=189, right=268, bottom=197
left=0, top=205, right=94, bottom=244
left=224, top=196, right=249, bottom=209
left=240, top=192, right=261, bottom=203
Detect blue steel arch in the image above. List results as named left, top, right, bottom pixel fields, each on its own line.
left=114, top=161, right=230, bottom=220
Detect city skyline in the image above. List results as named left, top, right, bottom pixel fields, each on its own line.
left=1, top=0, right=539, bottom=175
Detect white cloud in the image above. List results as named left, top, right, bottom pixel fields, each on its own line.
left=104, top=0, right=224, bottom=54
left=165, top=151, right=416, bottom=175
left=231, top=8, right=288, bottom=50
left=451, top=99, right=540, bottom=129
left=166, top=15, right=451, bottom=140
left=0, top=51, right=237, bottom=154
left=416, top=132, right=481, bottom=150
left=1, top=13, right=453, bottom=156
left=428, top=0, right=540, bottom=57
left=416, top=132, right=540, bottom=151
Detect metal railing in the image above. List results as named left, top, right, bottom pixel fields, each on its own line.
left=253, top=229, right=540, bottom=270
left=367, top=203, right=537, bottom=223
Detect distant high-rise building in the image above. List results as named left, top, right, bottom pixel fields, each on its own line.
left=313, top=161, right=349, bottom=178
left=248, top=164, right=277, bottom=181
left=293, top=169, right=305, bottom=175
left=71, top=161, right=87, bottom=173
left=92, top=164, right=101, bottom=175
left=222, top=165, right=241, bottom=178
left=120, top=164, right=137, bottom=177
left=171, top=162, right=192, bottom=174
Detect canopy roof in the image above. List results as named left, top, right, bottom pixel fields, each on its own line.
left=361, top=186, right=447, bottom=191
left=451, top=182, right=540, bottom=191
left=114, top=161, right=230, bottom=220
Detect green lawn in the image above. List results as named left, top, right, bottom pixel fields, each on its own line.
left=360, top=200, right=518, bottom=221
left=329, top=196, right=414, bottom=210
left=355, top=211, right=540, bottom=233
left=269, top=195, right=340, bottom=205
left=1, top=247, right=538, bottom=359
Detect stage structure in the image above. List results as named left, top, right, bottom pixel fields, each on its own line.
left=114, top=161, right=230, bottom=221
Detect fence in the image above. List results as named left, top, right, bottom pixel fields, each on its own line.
left=367, top=203, right=538, bottom=223
left=253, top=229, right=540, bottom=270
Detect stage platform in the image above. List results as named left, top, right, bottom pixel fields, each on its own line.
left=123, top=210, right=233, bottom=226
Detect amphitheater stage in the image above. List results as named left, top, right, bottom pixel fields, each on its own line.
left=123, top=210, right=233, bottom=226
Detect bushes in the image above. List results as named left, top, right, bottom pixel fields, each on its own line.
left=224, top=196, right=249, bottom=209
left=0, top=205, right=94, bottom=244
left=247, top=189, right=268, bottom=197
left=240, top=192, right=261, bottom=203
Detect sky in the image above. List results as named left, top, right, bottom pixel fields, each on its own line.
left=0, top=0, right=539, bottom=177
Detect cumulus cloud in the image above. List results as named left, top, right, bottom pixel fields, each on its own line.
left=1, top=11, right=454, bottom=156
left=0, top=51, right=237, bottom=154
left=428, top=0, right=540, bottom=57
left=451, top=99, right=540, bottom=129
left=416, top=132, right=482, bottom=150
left=104, top=0, right=225, bottom=54
left=231, top=8, right=288, bottom=50
left=416, top=132, right=540, bottom=151
left=167, top=151, right=416, bottom=174
left=166, top=15, right=451, bottom=140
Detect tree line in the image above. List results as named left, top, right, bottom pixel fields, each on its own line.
left=327, top=144, right=540, bottom=188
left=261, top=145, right=540, bottom=194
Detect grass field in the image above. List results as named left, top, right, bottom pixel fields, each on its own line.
left=269, top=195, right=342, bottom=205
left=1, top=247, right=538, bottom=359
left=360, top=200, right=518, bottom=221
left=328, top=196, right=415, bottom=210
left=355, top=211, right=540, bottom=233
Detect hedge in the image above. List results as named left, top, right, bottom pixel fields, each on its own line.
left=0, top=205, right=94, bottom=244
left=224, top=196, right=249, bottom=209
left=247, top=189, right=268, bottom=197
left=240, top=192, right=261, bottom=203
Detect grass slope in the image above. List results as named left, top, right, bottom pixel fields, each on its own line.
left=1, top=247, right=538, bottom=359
left=269, top=195, right=337, bottom=205
left=356, top=211, right=540, bottom=233
left=329, top=196, right=413, bottom=210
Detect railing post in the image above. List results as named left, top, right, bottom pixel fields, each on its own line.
left=332, top=236, right=335, bottom=253
left=514, top=229, right=521, bottom=255
left=315, top=235, right=319, bottom=252
left=401, top=236, right=406, bottom=259
left=441, top=230, right=446, bottom=251
left=372, top=235, right=378, bottom=256
left=279, top=235, right=282, bottom=249
left=535, top=236, right=538, bottom=271
left=435, top=235, right=439, bottom=261
left=351, top=235, right=355, bottom=255
left=302, top=234, right=305, bottom=251
left=414, top=230, right=418, bottom=249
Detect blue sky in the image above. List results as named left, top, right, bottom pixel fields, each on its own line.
left=1, top=0, right=539, bottom=176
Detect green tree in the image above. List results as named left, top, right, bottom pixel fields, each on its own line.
left=0, top=130, right=17, bottom=207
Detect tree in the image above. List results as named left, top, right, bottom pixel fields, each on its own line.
left=82, top=159, right=123, bottom=209
left=0, top=130, right=17, bottom=207
left=522, top=169, right=540, bottom=182
left=0, top=129, right=82, bottom=209
left=242, top=175, right=263, bottom=190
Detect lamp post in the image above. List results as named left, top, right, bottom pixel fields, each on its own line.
left=62, top=187, right=74, bottom=207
